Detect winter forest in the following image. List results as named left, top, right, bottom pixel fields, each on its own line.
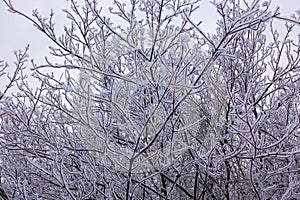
left=0, top=0, right=299, bottom=199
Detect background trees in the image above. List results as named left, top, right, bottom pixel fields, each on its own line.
left=0, top=0, right=299, bottom=199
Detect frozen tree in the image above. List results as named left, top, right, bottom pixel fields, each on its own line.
left=0, top=0, right=299, bottom=199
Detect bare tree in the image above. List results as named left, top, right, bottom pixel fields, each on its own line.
left=0, top=0, right=299, bottom=199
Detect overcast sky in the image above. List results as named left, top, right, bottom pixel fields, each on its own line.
left=0, top=0, right=299, bottom=65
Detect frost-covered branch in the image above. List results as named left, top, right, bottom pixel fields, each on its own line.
left=1, top=0, right=299, bottom=199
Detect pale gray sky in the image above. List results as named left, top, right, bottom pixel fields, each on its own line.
left=0, top=0, right=299, bottom=65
